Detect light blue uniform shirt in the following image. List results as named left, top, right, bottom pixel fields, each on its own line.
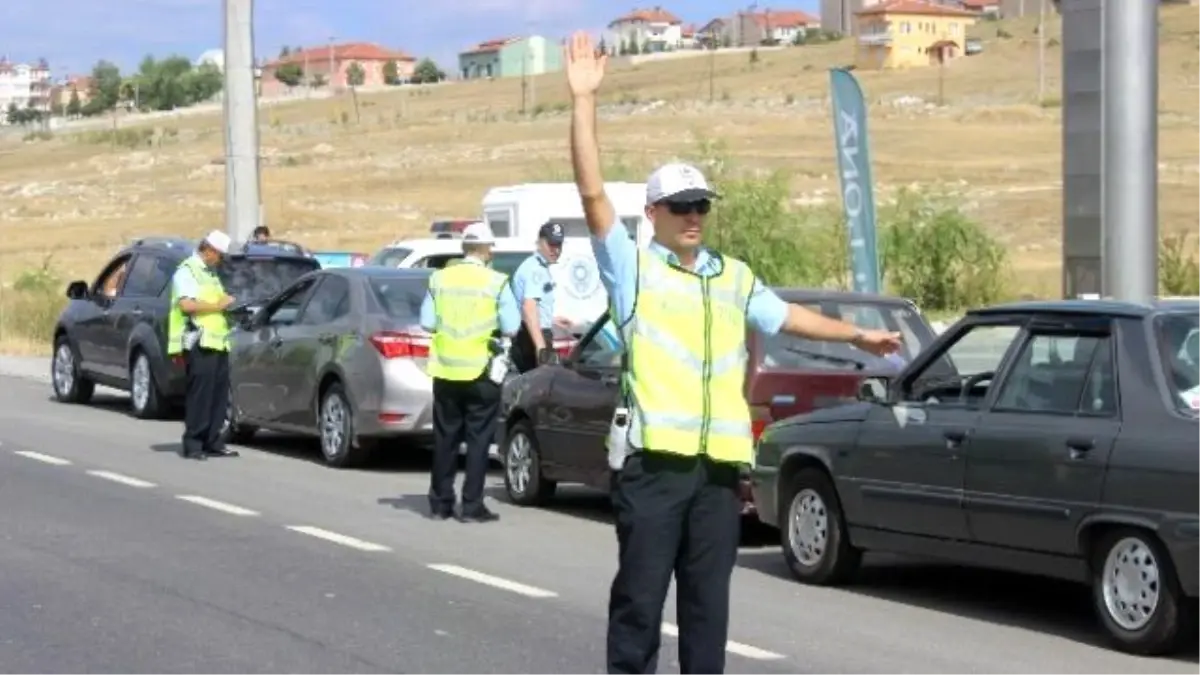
left=510, top=253, right=556, bottom=330
left=171, top=253, right=205, bottom=301
left=592, top=221, right=789, bottom=335
left=419, top=257, right=520, bottom=336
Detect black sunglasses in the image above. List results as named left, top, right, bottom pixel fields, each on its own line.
left=663, top=199, right=712, bottom=216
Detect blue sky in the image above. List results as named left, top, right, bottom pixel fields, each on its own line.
left=0, top=0, right=817, bottom=77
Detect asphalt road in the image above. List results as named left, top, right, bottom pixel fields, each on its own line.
left=0, top=356, right=1195, bottom=673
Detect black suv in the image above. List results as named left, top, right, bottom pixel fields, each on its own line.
left=50, top=236, right=321, bottom=418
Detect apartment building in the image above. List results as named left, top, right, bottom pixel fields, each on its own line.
left=0, top=57, right=52, bottom=122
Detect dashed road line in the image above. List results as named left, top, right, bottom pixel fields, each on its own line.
left=86, top=470, right=156, bottom=488
left=661, top=622, right=785, bottom=661
left=175, top=495, right=260, bottom=516
left=286, top=526, right=391, bottom=552
left=427, top=564, right=558, bottom=599
left=12, top=450, right=72, bottom=466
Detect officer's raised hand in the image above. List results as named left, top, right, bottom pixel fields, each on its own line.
left=565, top=31, right=606, bottom=96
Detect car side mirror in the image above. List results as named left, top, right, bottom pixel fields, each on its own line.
left=65, top=280, right=89, bottom=300
left=858, top=376, right=889, bottom=403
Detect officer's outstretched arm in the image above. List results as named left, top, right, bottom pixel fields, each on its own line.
left=566, top=31, right=616, bottom=239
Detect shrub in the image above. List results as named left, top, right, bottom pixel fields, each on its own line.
left=1160, top=232, right=1200, bottom=296
left=0, top=257, right=66, bottom=351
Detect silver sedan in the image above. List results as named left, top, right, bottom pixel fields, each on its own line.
left=224, top=267, right=439, bottom=467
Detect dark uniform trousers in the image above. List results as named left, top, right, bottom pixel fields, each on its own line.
left=512, top=324, right=555, bottom=374
left=607, top=450, right=742, bottom=674
left=182, top=347, right=230, bottom=456
left=428, top=373, right=501, bottom=514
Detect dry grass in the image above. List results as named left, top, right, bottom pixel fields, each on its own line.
left=0, top=8, right=1197, bottom=350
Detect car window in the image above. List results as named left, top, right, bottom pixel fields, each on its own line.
left=575, top=315, right=623, bottom=368
left=217, top=257, right=319, bottom=304
left=484, top=211, right=511, bottom=237
left=762, top=300, right=931, bottom=372
left=1155, top=312, right=1200, bottom=413
left=94, top=255, right=132, bottom=298
left=412, top=253, right=528, bottom=277
left=994, top=333, right=1112, bottom=414
left=904, top=323, right=1022, bottom=406
left=367, top=275, right=429, bottom=319
left=267, top=278, right=318, bottom=326
left=298, top=276, right=351, bottom=325
left=122, top=254, right=176, bottom=297
left=369, top=247, right=412, bottom=268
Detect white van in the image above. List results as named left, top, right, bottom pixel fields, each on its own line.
left=479, top=182, right=650, bottom=327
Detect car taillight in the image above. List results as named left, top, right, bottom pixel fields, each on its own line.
left=750, top=404, right=772, bottom=442
left=552, top=338, right=576, bottom=359
left=351, top=254, right=367, bottom=268
left=370, top=331, right=430, bottom=359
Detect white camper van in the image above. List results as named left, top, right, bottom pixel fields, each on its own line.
left=479, top=182, right=650, bottom=328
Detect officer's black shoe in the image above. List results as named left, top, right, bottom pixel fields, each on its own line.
left=429, top=509, right=453, bottom=521
left=190, top=451, right=207, bottom=461
left=206, top=447, right=240, bottom=458
left=457, top=506, right=500, bottom=523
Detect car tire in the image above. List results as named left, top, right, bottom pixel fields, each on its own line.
left=502, top=420, right=556, bottom=506
left=128, top=350, right=167, bottom=419
left=221, top=381, right=258, bottom=445
left=779, top=467, right=861, bottom=586
left=1091, top=527, right=1190, bottom=655
left=318, top=382, right=369, bottom=468
left=51, top=335, right=95, bottom=404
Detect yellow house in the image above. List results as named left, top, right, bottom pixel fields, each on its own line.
left=855, top=0, right=978, bottom=70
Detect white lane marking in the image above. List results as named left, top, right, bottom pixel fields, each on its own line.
left=286, top=526, right=391, bottom=552
left=13, top=450, right=72, bottom=465
left=427, top=564, right=558, bottom=599
left=86, top=470, right=156, bottom=488
left=660, top=622, right=785, bottom=661
left=175, top=495, right=260, bottom=516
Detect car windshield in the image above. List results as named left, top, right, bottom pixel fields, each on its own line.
left=760, top=300, right=933, bottom=372
left=217, top=257, right=319, bottom=304
left=1155, top=311, right=1200, bottom=413
left=369, top=247, right=412, bottom=268
left=367, top=274, right=429, bottom=320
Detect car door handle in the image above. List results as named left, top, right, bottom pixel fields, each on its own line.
left=131, top=306, right=143, bottom=315
left=1066, top=436, right=1095, bottom=459
left=943, top=428, right=968, bottom=446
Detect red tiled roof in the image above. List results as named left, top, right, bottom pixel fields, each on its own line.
left=681, top=23, right=697, bottom=37
left=461, top=37, right=522, bottom=54
left=857, top=0, right=979, bottom=17
left=961, top=0, right=996, bottom=8
left=742, top=9, right=819, bottom=28
left=609, top=6, right=683, bottom=27
left=264, top=42, right=414, bottom=68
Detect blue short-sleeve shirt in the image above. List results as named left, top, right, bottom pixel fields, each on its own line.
left=591, top=221, right=788, bottom=335
left=511, top=253, right=556, bottom=330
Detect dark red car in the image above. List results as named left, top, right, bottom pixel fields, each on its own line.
left=497, top=289, right=937, bottom=518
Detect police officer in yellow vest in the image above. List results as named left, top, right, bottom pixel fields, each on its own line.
left=168, top=230, right=239, bottom=461
left=419, top=222, right=521, bottom=523
left=565, top=34, right=903, bottom=674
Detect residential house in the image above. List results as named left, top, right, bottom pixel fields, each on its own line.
left=259, top=42, right=415, bottom=96
left=458, top=36, right=562, bottom=80
left=679, top=24, right=699, bottom=49
left=0, top=58, right=51, bottom=122
left=730, top=9, right=820, bottom=45
left=607, top=7, right=685, bottom=54
left=821, top=0, right=886, bottom=35
left=51, top=75, right=92, bottom=111
left=855, top=0, right=978, bottom=69
left=696, top=18, right=728, bottom=48
left=962, top=0, right=1000, bottom=16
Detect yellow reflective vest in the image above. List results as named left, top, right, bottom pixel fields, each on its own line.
left=620, top=251, right=756, bottom=465
left=427, top=261, right=508, bottom=381
left=167, top=255, right=231, bottom=355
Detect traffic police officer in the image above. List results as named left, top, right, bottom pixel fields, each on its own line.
left=420, top=222, right=520, bottom=523
left=564, top=32, right=903, bottom=674
left=167, top=230, right=239, bottom=461
left=510, top=221, right=571, bottom=373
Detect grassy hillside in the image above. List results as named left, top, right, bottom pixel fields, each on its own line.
left=0, top=5, right=1196, bottom=302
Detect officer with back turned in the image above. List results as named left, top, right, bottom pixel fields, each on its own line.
left=167, top=230, right=239, bottom=461
left=420, top=222, right=520, bottom=523
left=510, top=221, right=573, bottom=373
left=564, top=32, right=903, bottom=674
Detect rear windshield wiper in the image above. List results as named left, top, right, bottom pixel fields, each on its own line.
left=782, top=346, right=867, bottom=370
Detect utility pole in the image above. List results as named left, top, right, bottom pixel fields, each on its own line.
left=327, top=36, right=336, bottom=91
left=1036, top=0, right=1046, bottom=103
left=1102, top=0, right=1158, bottom=301
left=708, top=45, right=716, bottom=102
left=223, top=0, right=262, bottom=242
left=527, top=20, right=538, bottom=113
left=303, top=49, right=310, bottom=93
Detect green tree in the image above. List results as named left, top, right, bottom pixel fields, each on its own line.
left=5, top=102, right=18, bottom=125
left=382, top=59, right=400, bottom=85
left=66, top=89, right=82, bottom=116
left=275, top=61, right=305, bottom=87
left=641, top=39, right=651, bottom=53
left=88, top=60, right=122, bottom=111
left=346, top=61, right=366, bottom=87
left=310, top=73, right=327, bottom=87
left=619, top=38, right=629, bottom=55
left=411, top=58, right=444, bottom=83
left=278, top=46, right=291, bottom=58
left=629, top=40, right=641, bottom=54
left=182, top=62, right=223, bottom=103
